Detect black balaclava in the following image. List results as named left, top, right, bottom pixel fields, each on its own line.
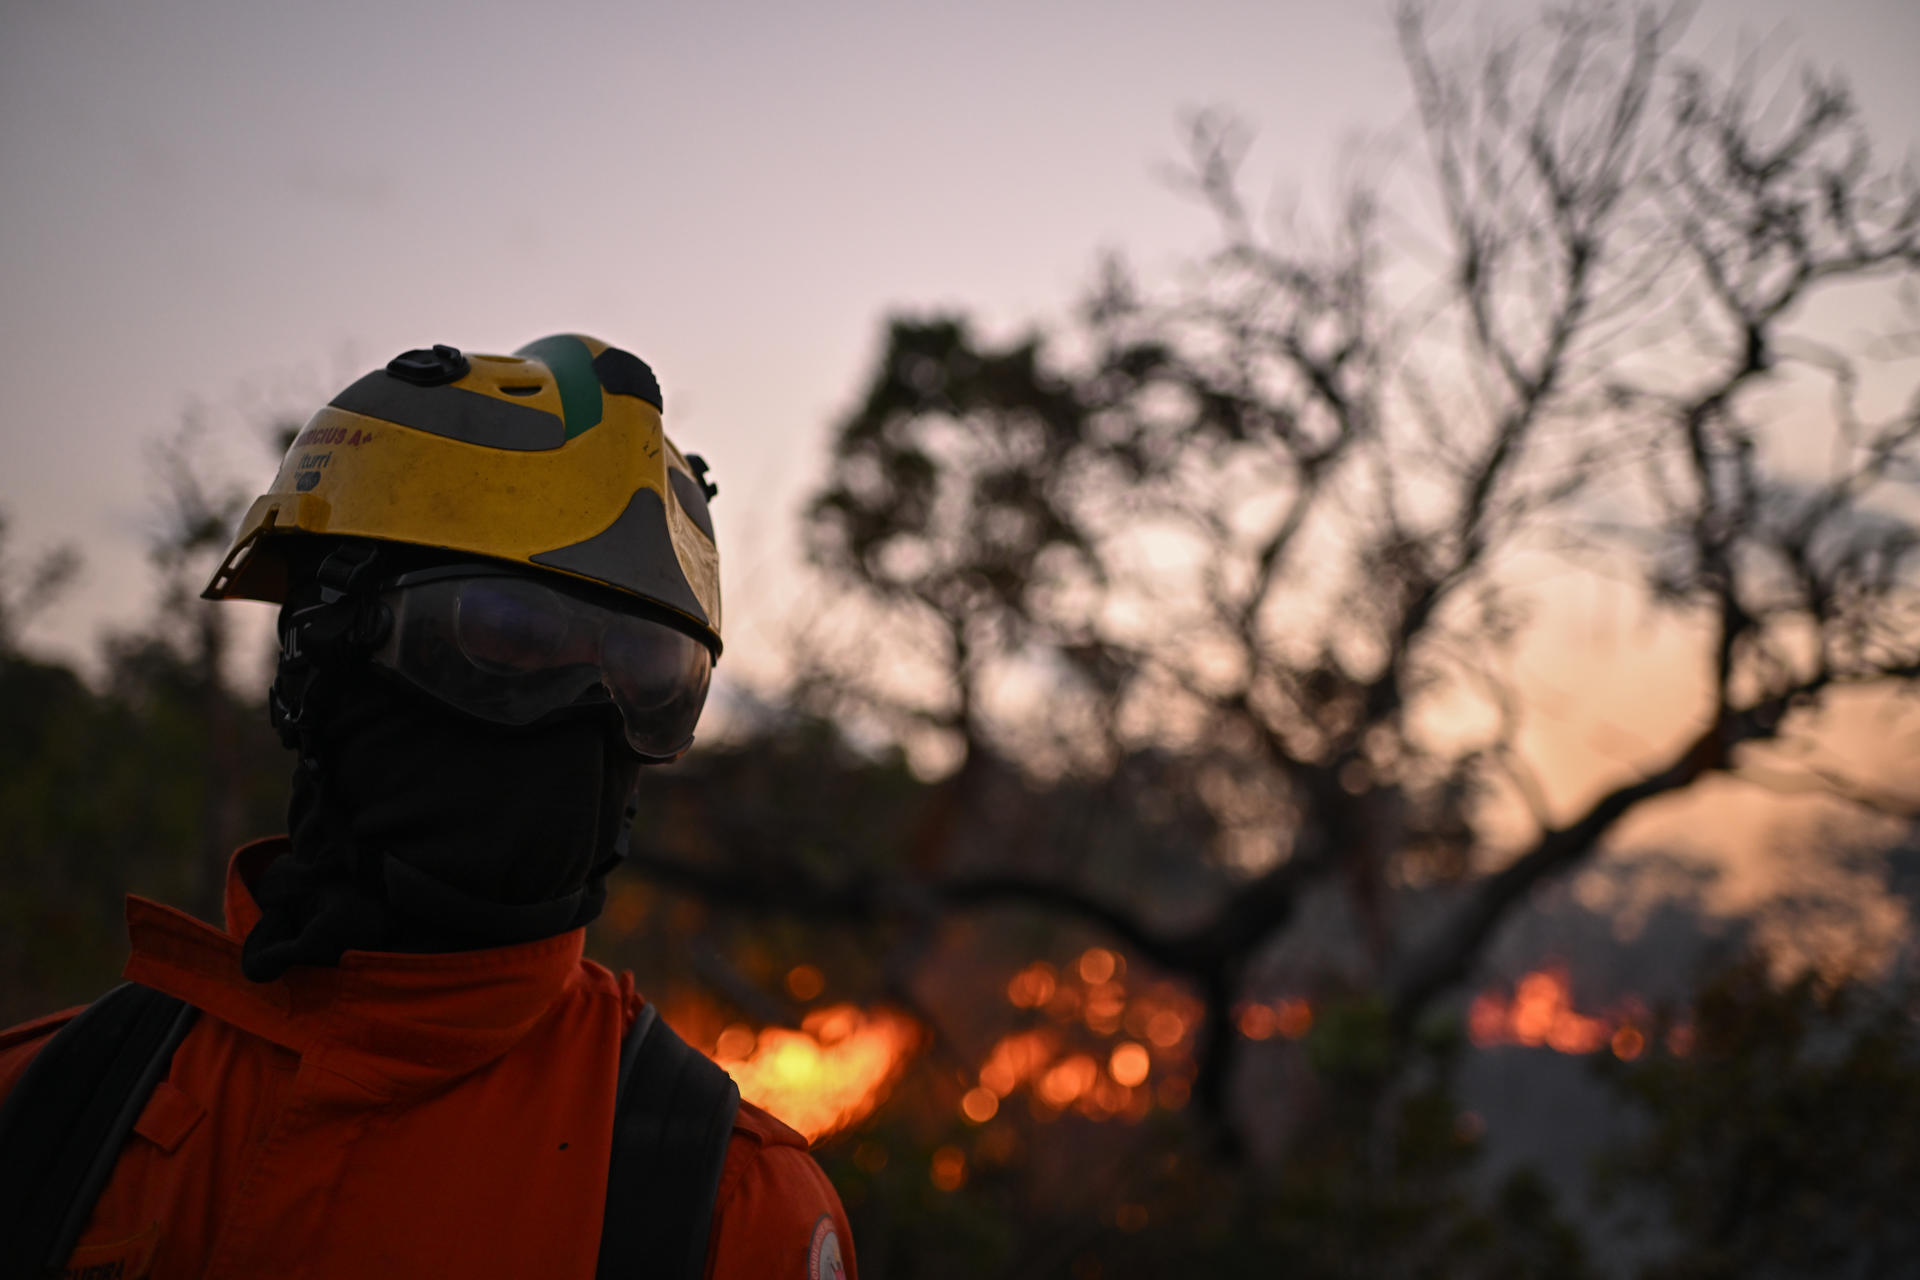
left=241, top=583, right=644, bottom=983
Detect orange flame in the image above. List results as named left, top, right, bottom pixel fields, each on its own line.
left=971, top=959, right=1209, bottom=1121
left=979, top=1027, right=1060, bottom=1097
left=712, top=1004, right=921, bottom=1142
left=1469, top=965, right=1678, bottom=1060
left=1007, top=962, right=1058, bottom=1009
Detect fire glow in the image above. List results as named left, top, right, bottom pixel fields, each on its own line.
left=977, top=950, right=1202, bottom=1121
left=1469, top=965, right=1684, bottom=1060
left=711, top=1004, right=921, bottom=1143
left=695, top=957, right=1675, bottom=1148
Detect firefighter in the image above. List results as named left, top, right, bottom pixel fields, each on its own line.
left=0, top=336, right=855, bottom=1280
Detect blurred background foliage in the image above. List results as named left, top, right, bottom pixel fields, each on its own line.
left=6, top=4, right=1920, bottom=1277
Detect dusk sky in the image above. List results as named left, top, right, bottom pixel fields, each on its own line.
left=5, top=1, right=1916, bottom=674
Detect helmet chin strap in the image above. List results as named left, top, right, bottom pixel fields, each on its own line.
left=596, top=754, right=646, bottom=878
left=269, top=541, right=391, bottom=751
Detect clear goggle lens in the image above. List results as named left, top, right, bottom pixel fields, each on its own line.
left=373, top=570, right=713, bottom=762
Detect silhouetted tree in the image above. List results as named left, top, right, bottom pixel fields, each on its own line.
left=0, top=420, right=287, bottom=1020
left=0, top=511, right=80, bottom=657
left=630, top=1, right=1920, bottom=1152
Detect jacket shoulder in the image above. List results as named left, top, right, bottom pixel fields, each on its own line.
left=0, top=1005, right=84, bottom=1107
left=0, top=1006, right=81, bottom=1051
left=731, top=1100, right=810, bottom=1150
left=707, top=1106, right=857, bottom=1279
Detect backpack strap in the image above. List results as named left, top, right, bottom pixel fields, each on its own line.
left=0, top=983, right=196, bottom=1280
left=597, top=1004, right=742, bottom=1280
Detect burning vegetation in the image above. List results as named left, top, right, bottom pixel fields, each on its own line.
left=1467, top=964, right=1693, bottom=1060
left=668, top=951, right=1691, bottom=1148
left=710, top=1004, right=923, bottom=1142
left=980, top=948, right=1205, bottom=1121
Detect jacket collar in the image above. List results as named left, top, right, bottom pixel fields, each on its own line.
left=122, top=838, right=588, bottom=1098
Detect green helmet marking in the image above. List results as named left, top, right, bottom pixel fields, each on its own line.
left=515, top=334, right=604, bottom=440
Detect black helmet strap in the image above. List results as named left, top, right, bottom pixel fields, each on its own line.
left=268, top=542, right=391, bottom=750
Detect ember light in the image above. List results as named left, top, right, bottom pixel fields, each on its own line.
left=1109, top=1042, right=1150, bottom=1087
left=1468, top=965, right=1687, bottom=1060
left=1078, top=947, right=1120, bottom=984
left=961, top=1087, right=1000, bottom=1124
left=710, top=1004, right=921, bottom=1142
left=683, top=954, right=1690, bottom=1148
left=969, top=957, right=1206, bottom=1121
left=686, top=952, right=1221, bottom=1140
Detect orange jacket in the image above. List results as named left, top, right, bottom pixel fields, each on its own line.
left=0, top=841, right=855, bottom=1280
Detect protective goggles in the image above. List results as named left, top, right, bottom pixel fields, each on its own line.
left=369, top=566, right=714, bottom=763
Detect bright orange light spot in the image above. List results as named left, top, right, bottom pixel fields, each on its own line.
left=961, top=1087, right=1000, bottom=1124
left=979, top=1029, right=1057, bottom=1097
left=1039, top=1054, right=1099, bottom=1108
left=1511, top=970, right=1566, bottom=1045
left=1146, top=1010, right=1186, bottom=1048
left=715, top=1023, right=756, bottom=1060
left=1007, top=962, right=1058, bottom=1009
left=1468, top=966, right=1654, bottom=1058
left=785, top=964, right=825, bottom=1001
left=1084, top=982, right=1126, bottom=1035
left=1548, top=1012, right=1606, bottom=1054
left=713, top=1004, right=920, bottom=1143
left=1079, top=948, right=1120, bottom=984
left=1275, top=998, right=1313, bottom=1039
left=979, top=1062, right=1018, bottom=1096
left=1109, top=1042, right=1151, bottom=1087
left=1237, top=1004, right=1276, bottom=1040
left=930, top=1146, right=966, bottom=1191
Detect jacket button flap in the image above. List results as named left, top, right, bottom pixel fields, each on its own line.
left=133, top=1080, right=205, bottom=1154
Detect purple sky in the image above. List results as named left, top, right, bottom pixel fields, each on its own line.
left=4, top=0, right=1917, bottom=690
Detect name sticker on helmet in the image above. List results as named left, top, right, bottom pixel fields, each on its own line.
left=292, top=426, right=377, bottom=449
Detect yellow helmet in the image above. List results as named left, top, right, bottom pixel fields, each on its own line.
left=203, top=335, right=721, bottom=654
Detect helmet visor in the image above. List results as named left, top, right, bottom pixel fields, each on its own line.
left=372, top=569, right=712, bottom=762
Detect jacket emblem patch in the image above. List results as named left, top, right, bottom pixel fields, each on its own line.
left=807, top=1213, right=846, bottom=1280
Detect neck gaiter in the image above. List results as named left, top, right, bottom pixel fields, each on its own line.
left=241, top=664, right=641, bottom=982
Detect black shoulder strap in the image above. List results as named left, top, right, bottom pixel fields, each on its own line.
left=0, top=983, right=196, bottom=1280
left=597, top=1004, right=742, bottom=1280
